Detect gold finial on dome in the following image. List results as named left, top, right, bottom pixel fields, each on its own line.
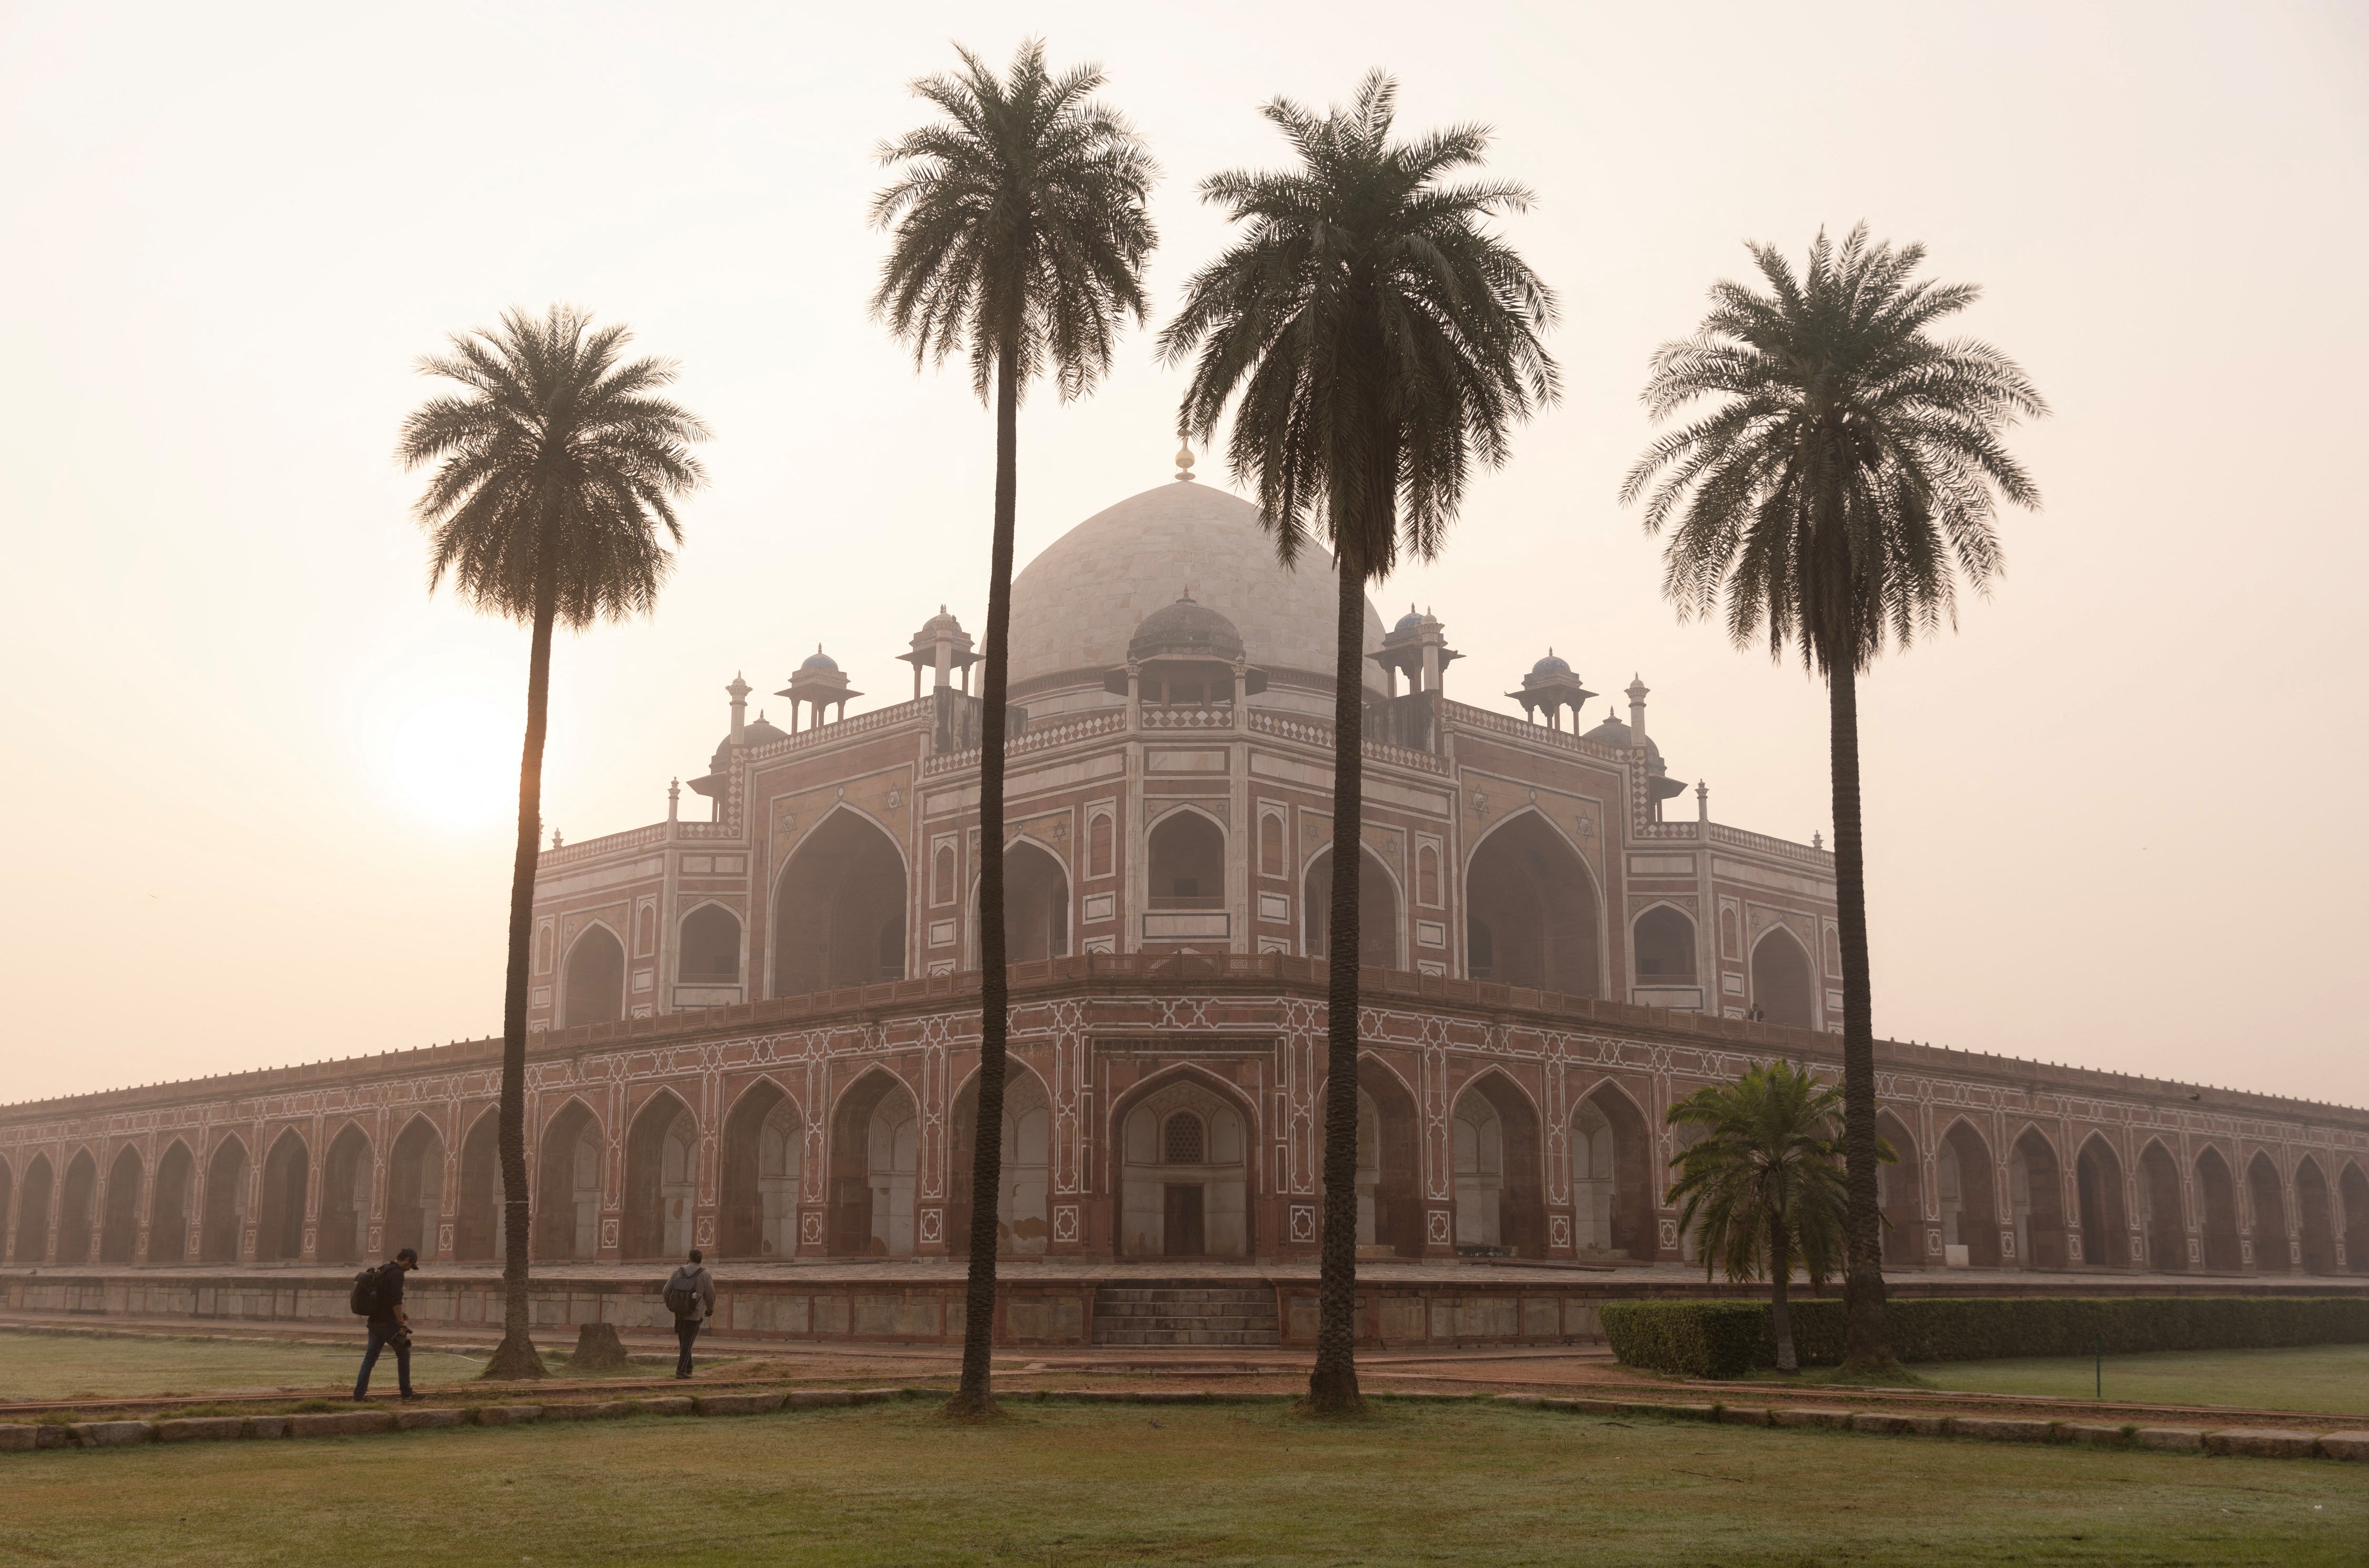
left=1174, top=443, right=1196, bottom=482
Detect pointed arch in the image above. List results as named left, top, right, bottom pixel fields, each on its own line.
left=1462, top=807, right=1602, bottom=995
left=256, top=1127, right=310, bottom=1262
left=99, top=1144, right=145, bottom=1264
left=678, top=900, right=744, bottom=985
left=949, top=1058, right=1054, bottom=1257
left=11, top=1154, right=54, bottom=1265
left=826, top=1066, right=921, bottom=1257
left=972, top=835, right=1071, bottom=964
left=200, top=1135, right=248, bottom=1263
left=148, top=1137, right=195, bottom=1265
left=454, top=1105, right=503, bottom=1261
left=1451, top=1069, right=1547, bottom=1258
left=2007, top=1123, right=2067, bottom=1269
left=2245, top=1151, right=2290, bottom=1273
left=561, top=921, right=628, bottom=1028
left=1749, top=924, right=1816, bottom=1028
left=1569, top=1076, right=1655, bottom=1259
left=2340, top=1160, right=2369, bottom=1275
left=1875, top=1110, right=1923, bottom=1264
left=386, top=1114, right=446, bottom=1263
left=2074, top=1133, right=2129, bottom=1268
left=623, top=1089, right=701, bottom=1260
left=534, top=1097, right=605, bottom=1261
left=55, top=1148, right=98, bottom=1265
left=0, top=1156, right=13, bottom=1266
left=1631, top=902, right=1697, bottom=983
left=719, top=1075, right=805, bottom=1259
left=771, top=806, right=909, bottom=996
left=1112, top=1064, right=1259, bottom=1259
left=2194, top=1145, right=2242, bottom=1271
left=317, top=1121, right=374, bottom=1264
left=2293, top=1154, right=2338, bottom=1276
left=2136, top=1137, right=2187, bottom=1271
left=1351, top=1053, right=1424, bottom=1259
left=1302, top=842, right=1404, bottom=970
left=1936, top=1117, right=1999, bottom=1267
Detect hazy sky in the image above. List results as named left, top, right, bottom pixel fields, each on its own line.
left=3, top=1, right=2363, bottom=1109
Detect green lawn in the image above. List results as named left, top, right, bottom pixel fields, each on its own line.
left=1910, top=1343, right=2369, bottom=1416
left=3, top=1401, right=2363, bottom=1566
left=0, top=1330, right=493, bottom=1401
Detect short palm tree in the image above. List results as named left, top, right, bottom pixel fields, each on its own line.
left=872, top=38, right=1156, bottom=1416
left=1622, top=226, right=2043, bottom=1372
left=1161, top=72, right=1557, bottom=1414
left=399, top=305, right=708, bottom=1379
left=1666, top=1060, right=1860, bottom=1372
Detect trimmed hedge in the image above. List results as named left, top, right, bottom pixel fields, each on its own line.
left=1600, top=1295, right=2369, bottom=1379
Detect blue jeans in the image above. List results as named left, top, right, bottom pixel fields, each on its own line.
left=355, top=1321, right=413, bottom=1398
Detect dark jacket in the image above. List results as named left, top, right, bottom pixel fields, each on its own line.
left=368, top=1262, right=406, bottom=1325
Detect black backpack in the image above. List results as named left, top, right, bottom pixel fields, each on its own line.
left=349, top=1263, right=393, bottom=1317
left=663, top=1270, right=703, bottom=1319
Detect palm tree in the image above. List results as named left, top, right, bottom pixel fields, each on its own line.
left=399, top=305, right=708, bottom=1380
left=1666, top=1060, right=1859, bottom=1372
left=872, top=38, right=1156, bottom=1417
left=1621, top=226, right=2043, bottom=1373
left=1161, top=73, right=1558, bottom=1414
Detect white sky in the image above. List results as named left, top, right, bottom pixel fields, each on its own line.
left=2, top=1, right=2363, bottom=1108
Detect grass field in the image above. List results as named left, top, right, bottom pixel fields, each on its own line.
left=3, top=1400, right=2362, bottom=1566
left=1910, top=1343, right=2369, bottom=1415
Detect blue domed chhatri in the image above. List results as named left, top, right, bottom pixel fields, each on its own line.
left=801, top=647, right=839, bottom=671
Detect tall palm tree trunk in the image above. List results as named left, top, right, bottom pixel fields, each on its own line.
left=1830, top=658, right=1888, bottom=1370
left=485, top=587, right=556, bottom=1381
left=1306, top=549, right=1367, bottom=1414
left=1769, top=1215, right=1798, bottom=1373
left=951, top=343, right=1019, bottom=1413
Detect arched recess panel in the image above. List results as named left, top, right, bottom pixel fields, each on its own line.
left=2074, top=1136, right=2129, bottom=1267
left=2194, top=1148, right=2242, bottom=1272
left=622, top=1094, right=700, bottom=1260
left=719, top=1081, right=803, bottom=1259
left=533, top=1101, right=604, bottom=1262
left=2342, top=1164, right=2369, bottom=1275
left=948, top=1065, right=1052, bottom=1257
left=200, top=1141, right=246, bottom=1263
left=150, top=1142, right=195, bottom=1264
left=562, top=925, right=626, bottom=1028
left=1571, top=1086, right=1654, bottom=1260
left=773, top=812, right=908, bottom=996
left=255, top=1133, right=310, bottom=1262
left=1000, top=841, right=1071, bottom=964
left=2246, top=1154, right=2290, bottom=1273
left=1875, top=1112, right=1923, bottom=1265
left=318, top=1124, right=372, bottom=1265
left=1117, top=1073, right=1252, bottom=1259
left=99, top=1145, right=144, bottom=1264
left=2294, top=1158, right=2338, bottom=1276
left=1147, top=811, right=1225, bottom=910
left=14, top=1157, right=54, bottom=1264
left=827, top=1073, right=919, bottom=1257
left=1632, top=906, right=1695, bottom=982
left=455, top=1111, right=503, bottom=1262
left=1451, top=1075, right=1546, bottom=1259
left=2136, top=1141, right=2186, bottom=1271
left=56, top=1152, right=97, bottom=1266
left=2008, top=1127, right=2067, bottom=1269
left=1463, top=814, right=1599, bottom=995
left=679, top=904, right=743, bottom=984
left=1352, top=1063, right=1424, bottom=1260
left=1936, top=1121, right=2000, bottom=1267
left=1303, top=846, right=1401, bottom=970
left=0, top=1160, right=13, bottom=1263
left=1750, top=928, right=1816, bottom=1028
left=387, top=1118, right=445, bottom=1263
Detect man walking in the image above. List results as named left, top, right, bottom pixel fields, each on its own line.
left=353, top=1246, right=423, bottom=1402
left=663, top=1248, right=715, bottom=1380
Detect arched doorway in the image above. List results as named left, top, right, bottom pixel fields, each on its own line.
left=1936, top=1121, right=1999, bottom=1266
left=99, top=1145, right=144, bottom=1264
left=2075, top=1136, right=2129, bottom=1267
left=2137, top=1141, right=2186, bottom=1271
left=534, top=1101, right=604, bottom=1261
left=1353, top=1063, right=1423, bottom=1259
left=1571, top=1085, right=1654, bottom=1259
left=1304, top=845, right=1402, bottom=969
left=719, top=1080, right=803, bottom=1259
left=1462, top=813, right=1600, bottom=994
left=2343, top=1163, right=2369, bottom=1274
left=13, top=1156, right=53, bottom=1264
left=2195, top=1147, right=2242, bottom=1271
left=1875, top=1112, right=1923, bottom=1265
left=2295, top=1157, right=2339, bottom=1276
left=773, top=811, right=908, bottom=996
left=455, top=1110, right=502, bottom=1261
left=623, top=1094, right=699, bottom=1260
left=318, top=1124, right=372, bottom=1264
left=948, top=1065, right=1052, bottom=1257
left=387, top=1118, right=445, bottom=1263
left=200, top=1140, right=247, bottom=1263
left=2246, top=1153, right=2290, bottom=1273
left=1118, top=1074, right=1252, bottom=1258
left=562, top=925, right=626, bottom=1028
left=151, top=1141, right=195, bottom=1265
left=1750, top=928, right=1816, bottom=1028
left=1451, top=1075, right=1545, bottom=1257
left=2008, top=1127, right=2067, bottom=1269
left=998, top=841, right=1071, bottom=963
left=56, top=1151, right=97, bottom=1265
left=827, top=1073, right=919, bottom=1256
left=256, top=1131, right=308, bottom=1262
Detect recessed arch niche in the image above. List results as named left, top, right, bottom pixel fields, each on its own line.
left=1570, top=1084, right=1653, bottom=1259
left=1451, top=1074, right=1545, bottom=1257
left=622, top=1093, right=699, bottom=1260
left=720, top=1080, right=803, bottom=1259
left=1750, top=926, right=1816, bottom=1028
left=2074, top=1135, right=2129, bottom=1267
left=1118, top=1074, right=1251, bottom=1259
left=948, top=1064, right=1052, bottom=1257
left=1303, top=845, right=1401, bottom=970
left=386, top=1117, right=444, bottom=1263
left=1462, top=812, right=1600, bottom=995
left=773, top=811, right=908, bottom=996
left=533, top=1100, right=604, bottom=1261
left=99, top=1144, right=144, bottom=1264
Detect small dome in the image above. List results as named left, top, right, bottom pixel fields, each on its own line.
left=1127, top=592, right=1246, bottom=664
left=1585, top=712, right=1666, bottom=768
left=918, top=605, right=963, bottom=634
left=800, top=647, right=839, bottom=672
left=710, top=712, right=790, bottom=771
left=1395, top=607, right=1425, bottom=633
left=1531, top=652, right=1572, bottom=677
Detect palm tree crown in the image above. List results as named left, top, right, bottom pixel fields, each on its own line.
left=1620, top=223, right=2044, bottom=673
left=1161, top=70, right=1558, bottom=579
left=871, top=39, right=1157, bottom=403
left=400, top=305, right=708, bottom=624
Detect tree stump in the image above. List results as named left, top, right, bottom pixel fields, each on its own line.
left=569, top=1321, right=634, bottom=1372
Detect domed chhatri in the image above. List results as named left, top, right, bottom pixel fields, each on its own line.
left=800, top=646, right=839, bottom=671
left=1128, top=591, right=1246, bottom=664
left=778, top=644, right=860, bottom=732
left=1531, top=652, right=1572, bottom=676
left=1507, top=646, right=1591, bottom=731
left=1107, top=591, right=1270, bottom=703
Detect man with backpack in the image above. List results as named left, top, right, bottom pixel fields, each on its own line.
left=662, top=1248, right=715, bottom=1379
left=352, top=1247, right=424, bottom=1402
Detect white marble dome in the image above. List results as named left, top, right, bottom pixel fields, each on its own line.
left=1005, top=481, right=1386, bottom=701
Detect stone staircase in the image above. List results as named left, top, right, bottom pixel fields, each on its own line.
left=1089, top=1280, right=1281, bottom=1348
